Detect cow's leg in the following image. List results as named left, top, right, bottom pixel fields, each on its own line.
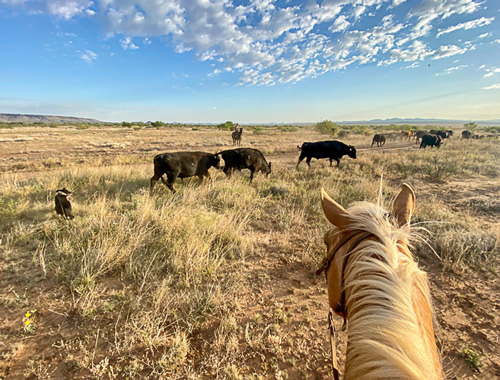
left=329, top=158, right=333, bottom=167
left=296, top=156, right=305, bottom=169
left=335, top=158, right=340, bottom=167
left=249, top=170, right=254, bottom=183
left=166, top=174, right=177, bottom=193
left=306, top=158, right=312, bottom=168
left=223, top=166, right=233, bottom=178
left=150, top=174, right=161, bottom=190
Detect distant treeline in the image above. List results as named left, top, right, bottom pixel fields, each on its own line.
left=1, top=120, right=499, bottom=134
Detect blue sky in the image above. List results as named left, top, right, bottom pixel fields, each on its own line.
left=1, top=0, right=499, bottom=123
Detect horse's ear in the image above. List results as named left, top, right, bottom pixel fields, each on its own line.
left=321, top=187, right=350, bottom=229
left=391, top=183, right=416, bottom=227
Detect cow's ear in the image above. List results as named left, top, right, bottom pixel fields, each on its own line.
left=321, top=187, right=350, bottom=229
left=391, top=183, right=415, bottom=227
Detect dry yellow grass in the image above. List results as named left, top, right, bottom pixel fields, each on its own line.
left=0, top=125, right=499, bottom=379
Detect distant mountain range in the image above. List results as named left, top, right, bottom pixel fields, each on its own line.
left=0, top=113, right=101, bottom=124
left=1, top=113, right=499, bottom=126
left=337, top=118, right=500, bottom=126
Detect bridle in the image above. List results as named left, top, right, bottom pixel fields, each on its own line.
left=317, top=214, right=395, bottom=380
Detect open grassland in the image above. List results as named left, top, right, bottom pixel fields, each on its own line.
left=1, top=126, right=500, bottom=379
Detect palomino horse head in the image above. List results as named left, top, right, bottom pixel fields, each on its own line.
left=320, top=184, right=443, bottom=380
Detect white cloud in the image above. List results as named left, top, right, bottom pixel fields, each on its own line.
left=80, top=49, right=97, bottom=62
left=437, top=16, right=494, bottom=37
left=120, top=37, right=139, bottom=50
left=483, top=84, right=500, bottom=90
left=46, top=0, right=94, bottom=20
left=404, top=62, right=419, bottom=69
left=330, top=15, right=350, bottom=33
left=483, top=67, right=500, bottom=78
left=432, top=45, right=467, bottom=60
left=435, top=64, right=467, bottom=76
left=407, top=0, right=482, bottom=39
left=478, top=32, right=492, bottom=38
left=2, top=0, right=491, bottom=86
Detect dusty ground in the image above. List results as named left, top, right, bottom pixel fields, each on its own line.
left=1, top=125, right=499, bottom=379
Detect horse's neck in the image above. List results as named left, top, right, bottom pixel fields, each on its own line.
left=343, top=254, right=443, bottom=380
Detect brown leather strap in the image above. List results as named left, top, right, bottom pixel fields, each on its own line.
left=328, top=308, right=340, bottom=380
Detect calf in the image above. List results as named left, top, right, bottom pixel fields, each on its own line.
left=55, top=188, right=74, bottom=219
left=150, top=151, right=221, bottom=193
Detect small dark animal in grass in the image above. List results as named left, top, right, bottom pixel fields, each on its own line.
left=415, top=130, right=428, bottom=144
left=219, top=148, right=271, bottom=183
left=297, top=140, right=356, bottom=169
left=371, top=134, right=386, bottom=147
left=150, top=151, right=221, bottom=193
left=232, top=128, right=243, bottom=146
left=462, top=130, right=473, bottom=139
left=55, top=188, right=74, bottom=219
left=420, top=134, right=442, bottom=149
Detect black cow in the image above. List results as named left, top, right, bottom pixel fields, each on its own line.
left=420, top=134, right=442, bottom=149
left=219, top=148, right=271, bottom=183
left=415, top=130, right=428, bottom=144
left=150, top=151, right=221, bottom=193
left=55, top=188, right=74, bottom=219
left=462, top=130, right=473, bottom=139
left=371, top=134, right=386, bottom=147
left=297, top=140, right=356, bottom=169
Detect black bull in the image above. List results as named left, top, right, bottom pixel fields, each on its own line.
left=297, top=140, right=356, bottom=168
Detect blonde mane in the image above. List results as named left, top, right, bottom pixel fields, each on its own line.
left=340, top=202, right=441, bottom=380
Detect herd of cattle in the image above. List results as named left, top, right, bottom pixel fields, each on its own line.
left=148, top=128, right=497, bottom=193
left=150, top=140, right=357, bottom=193
left=54, top=128, right=496, bottom=215
left=371, top=129, right=497, bottom=149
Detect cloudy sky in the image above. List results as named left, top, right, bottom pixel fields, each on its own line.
left=1, top=0, right=499, bottom=123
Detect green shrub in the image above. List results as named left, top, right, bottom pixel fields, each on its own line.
left=315, top=120, right=339, bottom=135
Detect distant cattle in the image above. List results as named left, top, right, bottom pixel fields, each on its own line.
left=400, top=130, right=412, bottom=142
left=446, top=130, right=454, bottom=138
left=219, top=148, right=271, bottom=182
left=297, top=140, right=356, bottom=169
left=462, top=130, right=473, bottom=139
left=371, top=134, right=386, bottom=147
left=386, top=132, right=399, bottom=142
left=55, top=188, right=74, bottom=219
left=415, top=130, right=428, bottom=144
left=150, top=151, right=221, bottom=193
left=420, top=134, right=442, bottom=149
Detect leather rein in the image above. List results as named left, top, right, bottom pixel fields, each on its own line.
left=316, top=230, right=376, bottom=380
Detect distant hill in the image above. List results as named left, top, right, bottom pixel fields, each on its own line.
left=339, top=118, right=500, bottom=126
left=0, top=113, right=101, bottom=124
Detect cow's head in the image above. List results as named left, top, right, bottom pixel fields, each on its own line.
left=212, top=153, right=222, bottom=169
left=296, top=145, right=302, bottom=154
left=347, top=146, right=357, bottom=159
left=263, top=161, right=272, bottom=176
left=56, top=188, right=72, bottom=196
